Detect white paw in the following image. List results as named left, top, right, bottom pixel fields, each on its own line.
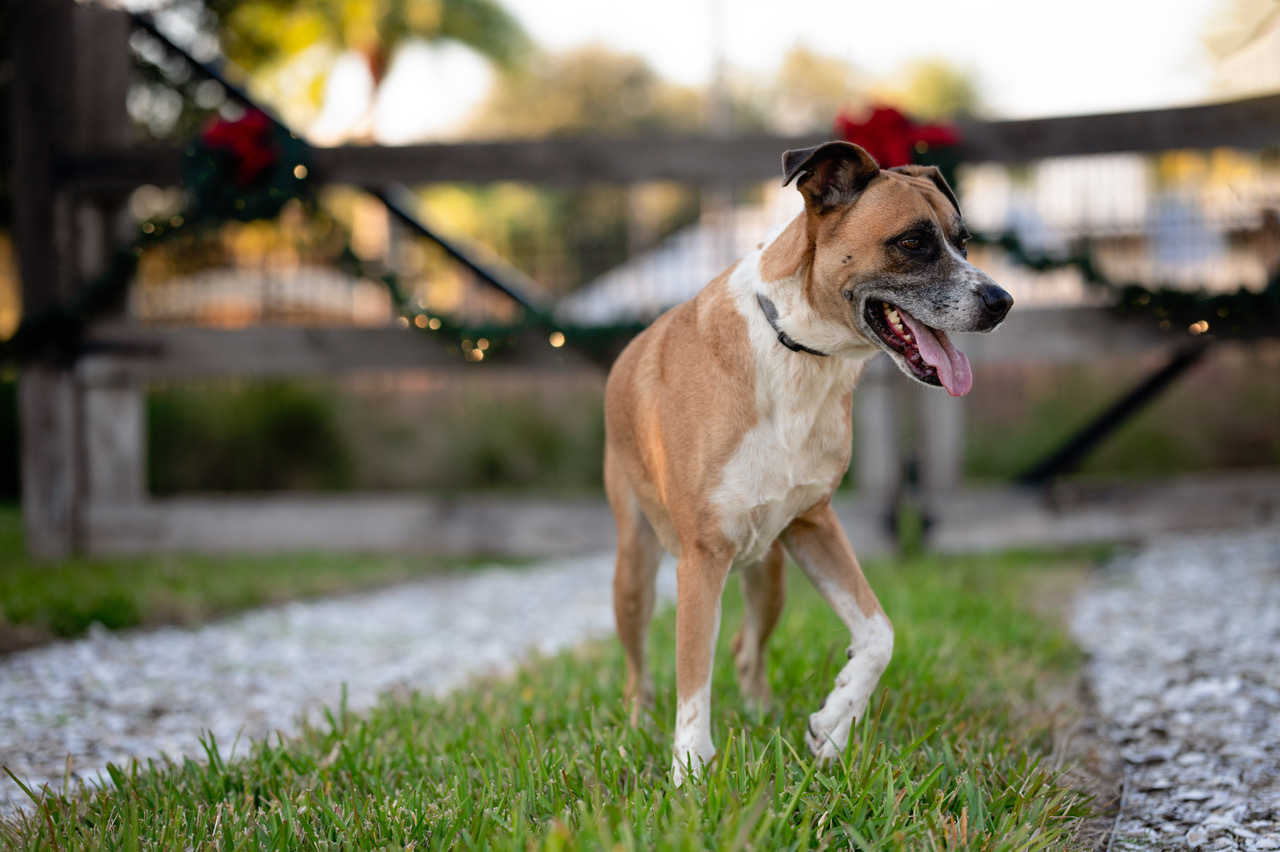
left=671, top=746, right=715, bottom=786
left=805, top=710, right=849, bottom=762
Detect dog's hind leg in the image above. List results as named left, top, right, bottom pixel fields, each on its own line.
left=607, top=453, right=663, bottom=726
left=781, top=504, right=894, bottom=763
left=732, top=539, right=785, bottom=709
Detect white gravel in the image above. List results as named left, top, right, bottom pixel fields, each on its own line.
left=1072, top=531, right=1280, bottom=851
left=0, top=553, right=677, bottom=818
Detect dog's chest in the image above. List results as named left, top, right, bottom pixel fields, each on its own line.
left=712, top=362, right=857, bottom=567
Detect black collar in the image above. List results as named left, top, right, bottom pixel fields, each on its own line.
left=756, top=293, right=828, bottom=357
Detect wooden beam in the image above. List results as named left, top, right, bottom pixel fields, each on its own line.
left=63, top=93, right=1280, bottom=194
left=75, top=307, right=1177, bottom=386
left=62, top=134, right=829, bottom=192
left=79, top=493, right=894, bottom=558
left=81, top=495, right=619, bottom=557
left=309, top=134, right=830, bottom=186
left=77, top=322, right=596, bottom=385
left=952, top=93, right=1280, bottom=163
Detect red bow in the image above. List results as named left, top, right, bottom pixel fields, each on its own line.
left=833, top=105, right=958, bottom=168
left=200, top=110, right=279, bottom=186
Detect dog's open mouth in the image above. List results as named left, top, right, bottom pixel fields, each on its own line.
left=865, top=301, right=973, bottom=396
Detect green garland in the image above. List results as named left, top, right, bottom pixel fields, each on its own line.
left=0, top=111, right=554, bottom=368
left=1, top=240, right=146, bottom=367
left=0, top=201, right=587, bottom=370
left=332, top=244, right=537, bottom=363
left=969, top=230, right=1280, bottom=340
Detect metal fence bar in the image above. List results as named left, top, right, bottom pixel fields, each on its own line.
left=126, top=12, right=550, bottom=320
left=1016, top=341, right=1213, bottom=485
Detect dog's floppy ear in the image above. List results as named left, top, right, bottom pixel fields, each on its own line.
left=890, top=164, right=961, bottom=215
left=781, top=141, right=881, bottom=213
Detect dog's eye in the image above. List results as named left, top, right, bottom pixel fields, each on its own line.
left=898, top=237, right=923, bottom=252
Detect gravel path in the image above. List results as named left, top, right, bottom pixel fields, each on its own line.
left=1072, top=531, right=1280, bottom=851
left=1, top=554, right=676, bottom=818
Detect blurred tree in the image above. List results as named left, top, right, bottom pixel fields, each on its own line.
left=205, top=0, right=530, bottom=82
left=735, top=48, right=976, bottom=133
left=417, top=46, right=708, bottom=297
left=874, top=58, right=983, bottom=121
left=464, top=45, right=702, bottom=138
left=758, top=45, right=869, bottom=134
left=1203, top=0, right=1280, bottom=95
left=131, top=0, right=532, bottom=141
left=1203, top=0, right=1280, bottom=57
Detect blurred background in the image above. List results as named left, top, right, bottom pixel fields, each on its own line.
left=1, top=0, right=1278, bottom=559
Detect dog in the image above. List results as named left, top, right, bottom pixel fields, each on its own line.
left=603, top=141, right=1013, bottom=783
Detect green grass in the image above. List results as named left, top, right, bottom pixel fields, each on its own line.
left=0, top=506, right=515, bottom=648
left=2, top=549, right=1099, bottom=850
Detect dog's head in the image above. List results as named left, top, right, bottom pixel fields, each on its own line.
left=780, top=141, right=1011, bottom=396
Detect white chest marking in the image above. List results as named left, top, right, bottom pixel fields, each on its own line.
left=712, top=257, right=871, bottom=568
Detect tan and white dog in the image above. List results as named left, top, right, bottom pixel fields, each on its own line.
left=602, top=141, right=1013, bottom=783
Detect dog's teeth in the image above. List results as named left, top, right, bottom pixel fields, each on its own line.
left=884, top=305, right=908, bottom=338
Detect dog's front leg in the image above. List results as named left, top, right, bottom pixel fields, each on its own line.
left=672, top=547, right=731, bottom=785
left=781, top=504, right=894, bottom=762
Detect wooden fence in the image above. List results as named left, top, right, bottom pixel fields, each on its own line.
left=9, top=1, right=1279, bottom=558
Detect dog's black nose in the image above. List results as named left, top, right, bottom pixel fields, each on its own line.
left=979, top=283, right=1013, bottom=322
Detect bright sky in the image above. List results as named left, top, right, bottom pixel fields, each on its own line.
left=499, top=0, right=1224, bottom=119
left=127, top=0, right=1237, bottom=141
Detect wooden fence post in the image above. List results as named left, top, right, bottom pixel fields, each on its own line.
left=8, top=0, right=136, bottom=558
left=854, top=357, right=901, bottom=503
left=9, top=0, right=80, bottom=559
left=916, top=383, right=965, bottom=499
left=72, top=7, right=144, bottom=510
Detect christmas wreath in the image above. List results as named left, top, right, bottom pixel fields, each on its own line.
left=834, top=104, right=959, bottom=170
left=181, top=109, right=312, bottom=223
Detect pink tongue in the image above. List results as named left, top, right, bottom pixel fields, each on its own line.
left=897, top=309, right=973, bottom=397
